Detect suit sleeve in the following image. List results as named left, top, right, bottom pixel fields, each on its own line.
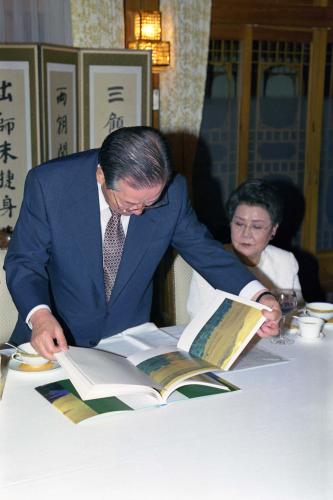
left=4, top=168, right=52, bottom=319
left=169, top=176, right=257, bottom=296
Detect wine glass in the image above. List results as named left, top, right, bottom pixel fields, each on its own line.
left=271, top=289, right=298, bottom=345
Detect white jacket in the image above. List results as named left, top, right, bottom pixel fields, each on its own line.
left=187, top=244, right=303, bottom=319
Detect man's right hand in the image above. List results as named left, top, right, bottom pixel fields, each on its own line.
left=30, top=309, right=68, bottom=360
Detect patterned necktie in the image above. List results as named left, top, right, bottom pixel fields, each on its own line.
left=103, top=209, right=125, bottom=301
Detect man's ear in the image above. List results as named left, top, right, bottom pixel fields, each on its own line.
left=96, top=165, right=105, bottom=184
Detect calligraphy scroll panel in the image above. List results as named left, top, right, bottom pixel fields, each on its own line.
left=80, top=49, right=152, bottom=150
left=89, top=65, right=142, bottom=149
left=47, top=63, right=77, bottom=160
left=0, top=61, right=32, bottom=226
left=40, top=45, right=79, bottom=161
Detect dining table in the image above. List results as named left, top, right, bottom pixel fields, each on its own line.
left=0, top=325, right=332, bottom=500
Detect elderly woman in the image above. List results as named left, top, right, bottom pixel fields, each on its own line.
left=187, top=178, right=303, bottom=318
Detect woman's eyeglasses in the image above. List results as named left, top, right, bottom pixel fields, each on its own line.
left=231, top=220, right=272, bottom=236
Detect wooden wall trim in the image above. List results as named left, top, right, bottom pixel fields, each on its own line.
left=318, top=251, right=333, bottom=294
left=236, top=26, right=252, bottom=184
left=302, top=29, right=328, bottom=253
left=211, top=3, right=333, bottom=35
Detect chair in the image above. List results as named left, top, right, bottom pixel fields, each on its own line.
left=153, top=251, right=194, bottom=326
left=170, top=254, right=194, bottom=325
left=0, top=249, right=17, bottom=344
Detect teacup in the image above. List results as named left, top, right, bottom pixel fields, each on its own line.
left=305, top=302, right=333, bottom=321
left=297, top=316, right=325, bottom=340
left=11, top=342, right=49, bottom=366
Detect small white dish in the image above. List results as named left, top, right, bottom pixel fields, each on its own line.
left=9, top=342, right=58, bottom=371
left=9, top=358, right=59, bottom=372
left=11, top=342, right=50, bottom=367
left=305, top=302, right=333, bottom=321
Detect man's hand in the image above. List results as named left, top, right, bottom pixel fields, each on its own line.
left=30, top=309, right=68, bottom=360
left=254, top=292, right=281, bottom=338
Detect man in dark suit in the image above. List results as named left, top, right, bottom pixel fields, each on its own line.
left=5, top=127, right=280, bottom=359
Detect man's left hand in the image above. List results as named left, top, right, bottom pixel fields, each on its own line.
left=255, top=294, right=281, bottom=338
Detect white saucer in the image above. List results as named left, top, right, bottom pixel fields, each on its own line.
left=9, top=358, right=60, bottom=372
left=323, top=322, right=333, bottom=333
left=299, top=333, right=324, bottom=343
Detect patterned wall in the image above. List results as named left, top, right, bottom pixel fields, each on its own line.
left=194, top=39, right=313, bottom=248
left=193, top=40, right=239, bottom=241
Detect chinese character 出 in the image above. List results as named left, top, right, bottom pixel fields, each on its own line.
left=0, top=81, right=13, bottom=102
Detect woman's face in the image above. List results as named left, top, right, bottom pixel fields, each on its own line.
left=230, top=203, right=278, bottom=265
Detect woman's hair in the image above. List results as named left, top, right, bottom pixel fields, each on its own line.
left=226, top=178, right=284, bottom=225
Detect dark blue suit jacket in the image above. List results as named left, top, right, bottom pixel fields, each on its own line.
left=5, top=149, right=255, bottom=346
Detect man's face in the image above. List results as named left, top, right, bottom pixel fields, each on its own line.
left=96, top=167, right=165, bottom=216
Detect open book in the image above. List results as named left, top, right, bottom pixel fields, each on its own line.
left=55, top=290, right=269, bottom=405
left=35, top=377, right=239, bottom=424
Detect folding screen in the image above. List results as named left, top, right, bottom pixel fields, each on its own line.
left=0, top=44, right=152, bottom=228
left=40, top=44, right=79, bottom=161
left=0, top=44, right=40, bottom=227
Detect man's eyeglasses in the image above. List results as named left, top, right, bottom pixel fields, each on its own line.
left=111, top=189, right=165, bottom=214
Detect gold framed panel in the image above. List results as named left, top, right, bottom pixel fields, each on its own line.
left=79, top=49, right=152, bottom=150
left=0, top=44, right=40, bottom=227
left=40, top=44, right=79, bottom=161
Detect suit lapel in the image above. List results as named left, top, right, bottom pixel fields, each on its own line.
left=62, top=156, right=105, bottom=297
left=70, top=193, right=104, bottom=295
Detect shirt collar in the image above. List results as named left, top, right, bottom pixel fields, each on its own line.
left=98, top=182, right=109, bottom=213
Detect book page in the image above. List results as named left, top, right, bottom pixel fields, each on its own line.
left=177, top=290, right=268, bottom=370
left=97, top=323, right=178, bottom=357
left=129, top=346, right=218, bottom=400
left=55, top=347, right=162, bottom=400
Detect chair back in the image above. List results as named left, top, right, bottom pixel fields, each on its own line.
left=0, top=249, right=17, bottom=344
left=170, top=254, right=194, bottom=325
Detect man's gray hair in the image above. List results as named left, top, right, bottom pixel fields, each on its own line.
left=98, top=126, right=172, bottom=190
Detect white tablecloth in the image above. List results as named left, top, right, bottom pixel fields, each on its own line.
left=1, top=329, right=332, bottom=500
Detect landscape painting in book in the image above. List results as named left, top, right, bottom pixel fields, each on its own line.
left=136, top=351, right=214, bottom=392
left=188, top=298, right=263, bottom=369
